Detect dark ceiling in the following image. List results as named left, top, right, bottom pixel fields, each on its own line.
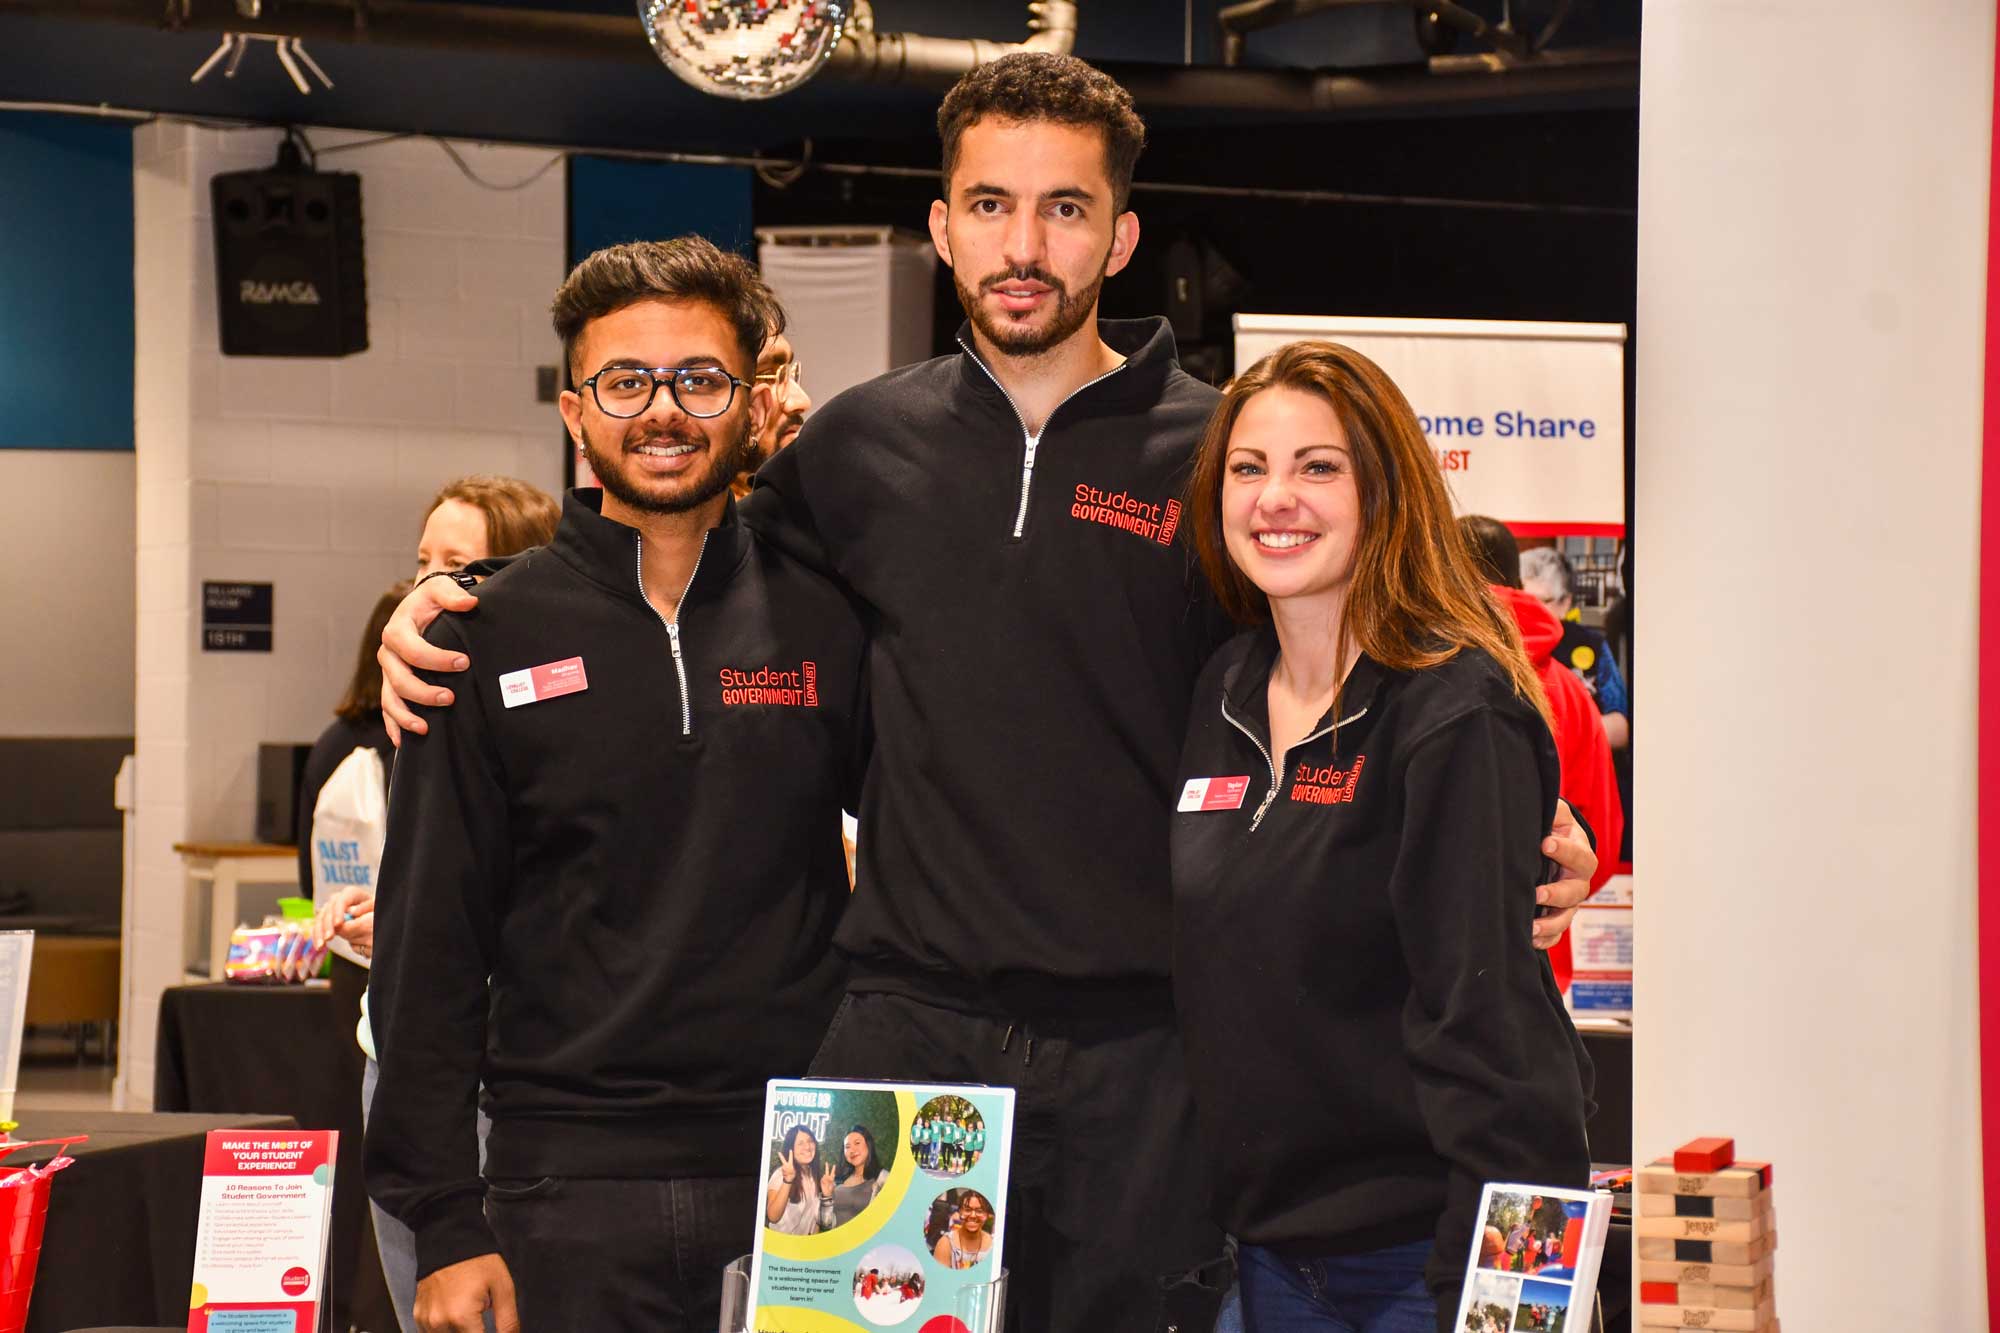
left=0, top=0, right=1639, bottom=156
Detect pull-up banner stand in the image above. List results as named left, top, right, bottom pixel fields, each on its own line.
left=1233, top=315, right=1628, bottom=536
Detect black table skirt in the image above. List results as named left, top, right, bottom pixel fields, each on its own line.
left=153, top=970, right=387, bottom=1330
left=3, top=1109, right=294, bottom=1333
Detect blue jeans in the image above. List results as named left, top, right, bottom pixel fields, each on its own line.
left=1237, top=1239, right=1436, bottom=1333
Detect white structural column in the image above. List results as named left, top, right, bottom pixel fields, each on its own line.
left=1634, top=3, right=1990, bottom=1328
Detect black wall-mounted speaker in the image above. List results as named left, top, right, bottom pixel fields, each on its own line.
left=211, top=155, right=368, bottom=358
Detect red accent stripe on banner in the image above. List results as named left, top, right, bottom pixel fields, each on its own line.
left=1504, top=522, right=1626, bottom=538
left=1980, top=6, right=2000, bottom=1325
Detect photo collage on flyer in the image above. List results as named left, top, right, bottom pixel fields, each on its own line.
left=749, top=1079, right=1015, bottom=1333
left=1460, top=1188, right=1598, bottom=1333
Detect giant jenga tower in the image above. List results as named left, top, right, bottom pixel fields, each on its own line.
left=1636, top=1137, right=1776, bottom=1331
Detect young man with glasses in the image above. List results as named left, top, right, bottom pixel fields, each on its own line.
left=364, top=236, right=867, bottom=1333
left=378, top=57, right=1598, bottom=1333
left=753, top=332, right=812, bottom=464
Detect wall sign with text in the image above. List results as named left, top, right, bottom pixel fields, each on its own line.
left=203, top=582, right=273, bottom=653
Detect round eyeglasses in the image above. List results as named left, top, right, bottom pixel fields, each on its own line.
left=578, top=364, right=750, bottom=420
left=756, top=359, right=805, bottom=392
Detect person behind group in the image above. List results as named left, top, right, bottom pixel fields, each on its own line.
left=297, top=583, right=406, bottom=900
left=821, top=1124, right=886, bottom=1229
left=1173, top=341, right=1593, bottom=1331
left=1460, top=515, right=1623, bottom=989
left=312, top=476, right=559, bottom=1333
left=934, top=1190, right=996, bottom=1270
left=315, top=476, right=561, bottom=957
left=766, top=1125, right=832, bottom=1236
left=732, top=325, right=812, bottom=499
left=1520, top=546, right=1629, bottom=751
left=370, top=56, right=1601, bottom=1333
left=365, top=238, right=866, bottom=1333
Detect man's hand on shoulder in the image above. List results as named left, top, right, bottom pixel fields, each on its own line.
left=415, top=1252, right=519, bottom=1333
left=379, top=575, right=482, bottom=745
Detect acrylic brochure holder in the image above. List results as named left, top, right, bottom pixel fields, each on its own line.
left=719, top=1254, right=1008, bottom=1333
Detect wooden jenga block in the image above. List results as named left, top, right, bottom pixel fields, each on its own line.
left=1638, top=1255, right=1775, bottom=1288
left=1636, top=1231, right=1776, bottom=1266
left=1634, top=1211, right=1769, bottom=1243
left=1636, top=1297, right=1774, bottom=1330
left=1640, top=1282, right=1679, bottom=1304
left=1636, top=1160, right=1773, bottom=1198
left=1674, top=1137, right=1736, bottom=1172
left=1636, top=1189, right=1772, bottom=1221
left=1657, top=1280, right=1772, bottom=1310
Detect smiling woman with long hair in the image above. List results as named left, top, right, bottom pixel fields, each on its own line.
left=821, top=1124, right=886, bottom=1229
left=766, top=1124, right=830, bottom=1235
left=1172, top=340, right=1593, bottom=1332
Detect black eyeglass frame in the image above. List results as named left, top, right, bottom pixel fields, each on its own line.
left=577, top=364, right=753, bottom=420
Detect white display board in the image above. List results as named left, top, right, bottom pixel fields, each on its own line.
left=1233, top=314, right=1627, bottom=535
left=758, top=228, right=939, bottom=410
left=0, top=931, right=32, bottom=1126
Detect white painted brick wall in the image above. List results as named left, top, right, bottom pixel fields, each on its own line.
left=123, top=122, right=567, bottom=1107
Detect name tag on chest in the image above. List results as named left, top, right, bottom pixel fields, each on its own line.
left=499, top=656, right=589, bottom=708
left=1177, top=775, right=1249, bottom=812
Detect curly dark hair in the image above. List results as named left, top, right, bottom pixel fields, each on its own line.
left=550, top=236, right=783, bottom=380
left=937, top=53, right=1148, bottom=212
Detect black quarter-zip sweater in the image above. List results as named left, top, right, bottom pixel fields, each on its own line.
left=745, top=318, right=1232, bottom=1019
left=1171, top=629, right=1593, bottom=1329
left=366, top=490, right=867, bottom=1279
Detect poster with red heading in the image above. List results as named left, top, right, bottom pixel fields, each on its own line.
left=187, top=1129, right=338, bottom=1333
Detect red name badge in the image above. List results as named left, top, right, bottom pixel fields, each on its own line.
left=498, top=656, right=589, bottom=709
left=1177, top=775, right=1250, bottom=812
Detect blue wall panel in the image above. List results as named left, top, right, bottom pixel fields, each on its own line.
left=567, top=156, right=755, bottom=268
left=0, top=113, right=134, bottom=450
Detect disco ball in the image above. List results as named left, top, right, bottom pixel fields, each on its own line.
left=639, top=0, right=851, bottom=101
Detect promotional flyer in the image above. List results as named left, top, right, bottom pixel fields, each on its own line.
left=749, top=1079, right=1015, bottom=1333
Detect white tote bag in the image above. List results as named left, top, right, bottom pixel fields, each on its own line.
left=309, top=745, right=388, bottom=928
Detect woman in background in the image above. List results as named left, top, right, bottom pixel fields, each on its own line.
left=1172, top=342, right=1592, bottom=1332
left=309, top=473, right=558, bottom=1333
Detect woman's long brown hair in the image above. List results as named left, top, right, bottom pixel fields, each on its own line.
left=1185, top=339, right=1549, bottom=726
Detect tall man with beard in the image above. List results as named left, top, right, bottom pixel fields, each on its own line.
left=376, top=57, right=1598, bottom=1333
left=364, top=237, right=867, bottom=1333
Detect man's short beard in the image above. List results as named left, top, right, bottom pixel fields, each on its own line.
left=583, top=414, right=753, bottom=517
left=955, top=259, right=1108, bottom=358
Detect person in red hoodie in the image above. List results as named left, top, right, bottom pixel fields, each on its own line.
left=1460, top=517, right=1624, bottom=991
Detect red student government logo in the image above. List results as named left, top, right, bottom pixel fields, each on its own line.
left=280, top=1267, right=310, bottom=1296
left=1070, top=483, right=1182, bottom=546
left=1291, top=755, right=1365, bottom=805
left=719, top=661, right=819, bottom=707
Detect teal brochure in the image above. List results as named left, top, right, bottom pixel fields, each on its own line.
left=747, top=1079, right=1016, bottom=1333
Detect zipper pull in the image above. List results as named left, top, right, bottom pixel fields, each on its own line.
left=1250, top=790, right=1277, bottom=831
left=667, top=622, right=683, bottom=658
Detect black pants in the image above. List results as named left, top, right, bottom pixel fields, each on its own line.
left=810, top=991, right=1231, bottom=1333
left=484, top=1174, right=757, bottom=1333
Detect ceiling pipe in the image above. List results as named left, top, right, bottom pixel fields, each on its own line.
left=1217, top=0, right=1378, bottom=67
left=824, top=0, right=1077, bottom=89
left=1, top=0, right=1634, bottom=113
